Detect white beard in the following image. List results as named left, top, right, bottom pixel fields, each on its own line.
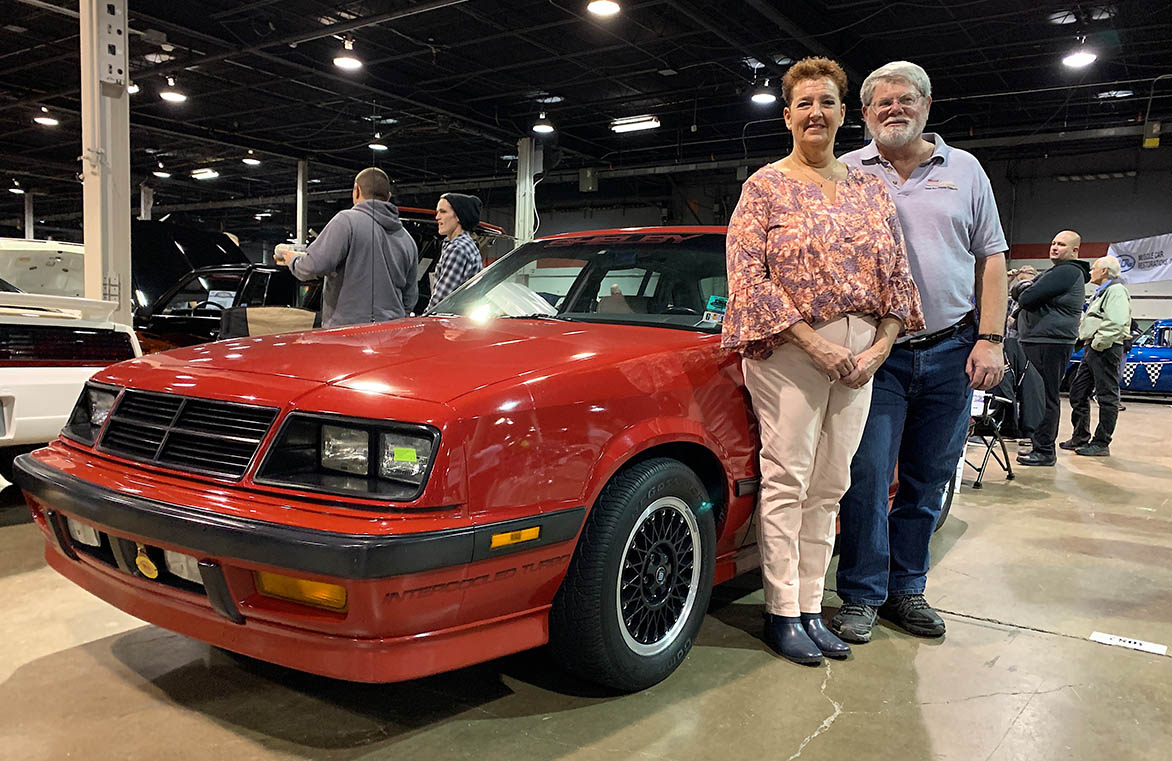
left=873, top=114, right=928, bottom=149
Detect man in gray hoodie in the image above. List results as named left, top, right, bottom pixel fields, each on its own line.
left=1012, top=229, right=1091, bottom=465
left=275, top=167, right=418, bottom=327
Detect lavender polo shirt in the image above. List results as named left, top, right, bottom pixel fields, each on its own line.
left=840, top=133, right=1007, bottom=335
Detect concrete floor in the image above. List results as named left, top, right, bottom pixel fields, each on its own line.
left=2, top=399, right=1170, bottom=761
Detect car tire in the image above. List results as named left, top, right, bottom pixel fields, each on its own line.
left=549, top=457, right=716, bottom=692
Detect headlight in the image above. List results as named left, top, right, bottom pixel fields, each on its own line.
left=62, top=383, right=120, bottom=445
left=379, top=431, right=433, bottom=482
left=321, top=425, right=369, bottom=475
left=256, top=413, right=439, bottom=502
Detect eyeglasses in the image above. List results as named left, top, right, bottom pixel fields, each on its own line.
left=872, top=93, right=922, bottom=111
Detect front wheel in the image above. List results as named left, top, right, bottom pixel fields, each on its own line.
left=549, top=458, right=716, bottom=691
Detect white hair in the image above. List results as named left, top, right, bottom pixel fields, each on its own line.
left=860, top=61, right=932, bottom=105
left=1096, top=255, right=1122, bottom=279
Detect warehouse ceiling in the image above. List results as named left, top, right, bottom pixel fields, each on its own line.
left=1, top=0, right=1171, bottom=235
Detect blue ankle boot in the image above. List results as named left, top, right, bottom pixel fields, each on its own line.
left=801, top=612, right=851, bottom=659
left=763, top=614, right=823, bottom=666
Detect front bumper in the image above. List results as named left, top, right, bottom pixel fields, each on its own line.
left=15, top=451, right=585, bottom=682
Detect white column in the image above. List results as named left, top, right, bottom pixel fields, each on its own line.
left=514, top=137, right=542, bottom=243
left=138, top=183, right=153, bottom=220
left=296, top=159, right=309, bottom=245
left=79, top=0, right=132, bottom=322
left=23, top=194, right=34, bottom=239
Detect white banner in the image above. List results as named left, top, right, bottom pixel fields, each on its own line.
left=1108, top=233, right=1172, bottom=284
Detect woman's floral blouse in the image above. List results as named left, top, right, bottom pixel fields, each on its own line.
left=722, top=164, right=925, bottom=359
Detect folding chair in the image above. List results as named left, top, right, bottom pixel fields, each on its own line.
left=964, top=390, right=1016, bottom=489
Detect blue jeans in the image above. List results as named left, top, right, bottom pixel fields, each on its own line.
left=835, top=323, right=975, bottom=606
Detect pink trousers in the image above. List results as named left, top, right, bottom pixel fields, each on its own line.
left=743, top=315, right=877, bottom=616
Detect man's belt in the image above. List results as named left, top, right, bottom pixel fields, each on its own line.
left=897, top=312, right=975, bottom=350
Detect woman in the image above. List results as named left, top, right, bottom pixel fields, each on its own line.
left=723, top=57, right=923, bottom=666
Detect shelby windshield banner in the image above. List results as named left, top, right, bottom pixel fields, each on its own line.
left=1108, top=233, right=1172, bottom=284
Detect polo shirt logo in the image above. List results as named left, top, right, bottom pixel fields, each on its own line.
left=924, top=179, right=959, bottom=191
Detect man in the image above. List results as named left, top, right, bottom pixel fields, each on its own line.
left=1061, top=255, right=1131, bottom=457
left=428, top=192, right=484, bottom=310
left=1005, top=265, right=1038, bottom=339
left=1013, top=230, right=1090, bottom=466
left=831, top=61, right=1007, bottom=644
left=275, top=167, right=418, bottom=327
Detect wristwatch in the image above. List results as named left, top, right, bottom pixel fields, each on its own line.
left=977, top=333, right=1004, bottom=344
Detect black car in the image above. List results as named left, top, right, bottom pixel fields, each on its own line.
left=134, top=208, right=513, bottom=351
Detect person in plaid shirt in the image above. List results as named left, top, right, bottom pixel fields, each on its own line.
left=428, top=193, right=484, bottom=310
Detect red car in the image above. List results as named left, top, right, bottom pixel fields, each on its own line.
left=15, top=227, right=764, bottom=691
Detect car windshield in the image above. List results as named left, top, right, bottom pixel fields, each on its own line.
left=429, top=231, right=728, bottom=333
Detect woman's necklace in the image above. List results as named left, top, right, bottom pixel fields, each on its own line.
left=791, top=159, right=840, bottom=185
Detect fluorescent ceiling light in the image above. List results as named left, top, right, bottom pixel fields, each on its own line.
left=34, top=115, right=59, bottom=126
left=1097, top=89, right=1132, bottom=98
left=532, top=112, right=555, bottom=134
left=1062, top=49, right=1097, bottom=68
left=127, top=82, right=140, bottom=94
left=587, top=1, right=621, bottom=16
left=242, top=157, right=261, bottom=165
left=334, top=38, right=362, bottom=70
left=610, top=114, right=660, bottom=133
left=191, top=169, right=219, bottom=180
left=152, top=170, right=171, bottom=178
left=534, top=94, right=564, bottom=104
left=369, top=141, right=388, bottom=151
left=500, top=153, right=518, bottom=160
left=144, top=52, right=174, bottom=64
left=8, top=187, right=24, bottom=194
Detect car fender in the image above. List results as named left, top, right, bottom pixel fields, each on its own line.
left=582, top=416, right=733, bottom=512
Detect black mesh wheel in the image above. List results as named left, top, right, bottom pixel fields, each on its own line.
left=549, top=458, right=715, bottom=691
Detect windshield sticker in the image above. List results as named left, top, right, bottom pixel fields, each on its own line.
left=699, top=311, right=724, bottom=325
left=706, top=295, right=727, bottom=314
left=207, top=290, right=236, bottom=308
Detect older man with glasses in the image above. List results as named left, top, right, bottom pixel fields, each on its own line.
left=830, top=61, right=1008, bottom=644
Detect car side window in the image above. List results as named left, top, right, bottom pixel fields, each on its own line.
left=237, top=272, right=271, bottom=307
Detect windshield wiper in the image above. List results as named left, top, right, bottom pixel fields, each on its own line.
left=504, top=313, right=574, bottom=321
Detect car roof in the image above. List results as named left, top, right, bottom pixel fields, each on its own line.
left=536, top=226, right=727, bottom=240
left=397, top=206, right=507, bottom=235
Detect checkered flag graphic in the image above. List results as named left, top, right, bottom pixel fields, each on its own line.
left=1144, top=362, right=1164, bottom=386
left=1122, top=363, right=1137, bottom=386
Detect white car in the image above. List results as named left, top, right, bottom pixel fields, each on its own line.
left=0, top=291, right=140, bottom=481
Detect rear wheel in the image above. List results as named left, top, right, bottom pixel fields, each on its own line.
left=549, top=458, right=715, bottom=691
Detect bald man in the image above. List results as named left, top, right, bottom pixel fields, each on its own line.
left=1012, top=230, right=1091, bottom=465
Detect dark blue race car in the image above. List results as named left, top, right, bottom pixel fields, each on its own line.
left=1064, top=319, right=1172, bottom=395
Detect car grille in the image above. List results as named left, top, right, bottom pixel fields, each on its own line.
left=99, top=390, right=278, bottom=479
left=0, top=324, right=136, bottom=366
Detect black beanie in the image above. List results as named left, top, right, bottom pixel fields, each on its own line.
left=442, top=192, right=482, bottom=232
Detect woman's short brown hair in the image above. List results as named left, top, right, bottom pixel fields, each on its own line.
left=781, top=57, right=848, bottom=104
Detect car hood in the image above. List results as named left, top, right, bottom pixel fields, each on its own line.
left=146, top=317, right=709, bottom=403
